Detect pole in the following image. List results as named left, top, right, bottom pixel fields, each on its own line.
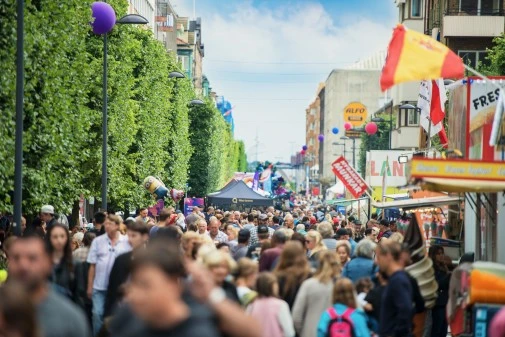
left=14, top=0, right=24, bottom=236
left=352, top=138, right=356, bottom=169
left=427, top=116, right=432, bottom=151
left=305, top=163, right=309, bottom=197
left=389, top=103, right=393, bottom=150
left=101, top=34, right=108, bottom=211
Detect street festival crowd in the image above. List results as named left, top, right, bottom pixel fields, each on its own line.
left=0, top=201, right=503, bottom=337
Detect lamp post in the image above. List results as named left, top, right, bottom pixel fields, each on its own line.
left=13, top=0, right=25, bottom=236
left=99, top=12, right=148, bottom=211
left=340, top=136, right=357, bottom=169
left=189, top=99, right=205, bottom=106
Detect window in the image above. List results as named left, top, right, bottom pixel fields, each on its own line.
left=460, top=0, right=501, bottom=15
left=411, top=0, right=422, bottom=17
left=408, top=109, right=420, bottom=126
left=458, top=50, right=489, bottom=69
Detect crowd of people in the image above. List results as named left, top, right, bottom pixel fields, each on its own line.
left=0, top=203, right=457, bottom=337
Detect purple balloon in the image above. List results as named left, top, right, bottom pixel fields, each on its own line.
left=91, top=2, right=116, bottom=35
left=318, top=134, right=324, bottom=142
left=302, top=145, right=308, bottom=151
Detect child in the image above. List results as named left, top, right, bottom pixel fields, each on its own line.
left=246, top=272, right=295, bottom=337
left=355, top=277, right=374, bottom=309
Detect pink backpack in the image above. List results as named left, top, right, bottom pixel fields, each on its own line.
left=327, top=307, right=355, bottom=337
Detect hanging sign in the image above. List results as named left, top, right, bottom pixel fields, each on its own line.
left=331, top=156, right=368, bottom=198
left=343, top=102, right=368, bottom=127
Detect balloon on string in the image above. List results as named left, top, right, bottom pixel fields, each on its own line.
left=344, top=122, right=352, bottom=130
left=302, top=145, right=308, bottom=151
left=301, top=150, right=306, bottom=155
left=318, top=134, right=324, bottom=142
left=91, top=2, right=116, bottom=35
left=332, top=127, right=339, bottom=135
left=365, top=122, right=378, bottom=135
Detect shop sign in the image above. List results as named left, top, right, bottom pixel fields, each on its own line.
left=343, top=102, right=368, bottom=127
left=410, top=158, right=505, bottom=181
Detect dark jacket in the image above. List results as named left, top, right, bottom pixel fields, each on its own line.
left=434, top=266, right=450, bottom=307
left=104, top=251, right=133, bottom=317
left=50, top=260, right=74, bottom=299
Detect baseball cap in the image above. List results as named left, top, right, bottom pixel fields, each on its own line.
left=380, top=219, right=390, bottom=227
left=336, top=228, right=349, bottom=237
left=41, top=205, right=54, bottom=214
left=354, top=220, right=362, bottom=226
left=238, top=229, right=251, bottom=240
left=257, top=224, right=269, bottom=234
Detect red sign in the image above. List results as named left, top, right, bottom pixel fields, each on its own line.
left=331, top=156, right=368, bottom=198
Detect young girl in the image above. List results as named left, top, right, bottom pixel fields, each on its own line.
left=45, top=223, right=74, bottom=298
left=317, top=278, right=370, bottom=337
left=247, top=272, right=295, bottom=337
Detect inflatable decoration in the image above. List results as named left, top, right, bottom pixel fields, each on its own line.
left=302, top=145, right=308, bottom=151
left=91, top=2, right=116, bottom=35
left=143, top=176, right=184, bottom=202
left=344, top=122, right=352, bottom=130
left=301, top=150, right=306, bottom=155
left=403, top=215, right=439, bottom=309
left=318, top=134, right=324, bottom=142
left=332, top=127, right=339, bottom=135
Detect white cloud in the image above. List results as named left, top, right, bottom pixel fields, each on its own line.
left=171, top=0, right=396, bottom=162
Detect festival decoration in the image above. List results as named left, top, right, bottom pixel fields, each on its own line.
left=301, top=150, right=306, bottom=155
left=318, top=134, right=324, bottom=142
left=365, top=122, right=378, bottom=135
left=143, top=176, right=184, bottom=202
left=332, top=127, right=339, bottom=135
left=91, top=2, right=116, bottom=35
left=344, top=122, right=352, bottom=130
left=302, top=145, right=308, bottom=151
left=216, top=96, right=235, bottom=134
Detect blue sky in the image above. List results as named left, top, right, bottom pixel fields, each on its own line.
left=171, top=0, right=397, bottom=162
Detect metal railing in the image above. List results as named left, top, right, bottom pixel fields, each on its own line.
left=445, top=6, right=505, bottom=16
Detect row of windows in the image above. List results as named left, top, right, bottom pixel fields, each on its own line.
left=404, top=0, right=502, bottom=19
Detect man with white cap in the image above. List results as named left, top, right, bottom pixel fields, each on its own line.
left=40, top=205, right=57, bottom=230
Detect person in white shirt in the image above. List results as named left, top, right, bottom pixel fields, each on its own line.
left=87, top=214, right=131, bottom=336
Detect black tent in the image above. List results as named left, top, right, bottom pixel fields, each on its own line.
left=207, top=180, right=273, bottom=207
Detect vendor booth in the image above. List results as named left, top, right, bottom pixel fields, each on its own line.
left=206, top=180, right=274, bottom=209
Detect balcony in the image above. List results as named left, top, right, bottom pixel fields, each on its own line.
left=391, top=126, right=420, bottom=150
left=444, top=6, right=505, bottom=37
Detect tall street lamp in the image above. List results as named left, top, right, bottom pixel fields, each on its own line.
left=189, top=99, right=205, bottom=106
left=13, top=0, right=25, bottom=235
left=340, top=135, right=358, bottom=169
left=92, top=2, right=148, bottom=211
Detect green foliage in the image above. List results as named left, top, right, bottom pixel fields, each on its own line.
left=481, top=34, right=505, bottom=75
left=0, top=0, right=245, bottom=214
left=358, top=121, right=392, bottom=177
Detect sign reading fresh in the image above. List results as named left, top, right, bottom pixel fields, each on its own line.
left=331, top=156, right=368, bottom=198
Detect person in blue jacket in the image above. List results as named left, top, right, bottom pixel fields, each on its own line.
left=317, top=278, right=370, bottom=337
left=342, top=239, right=378, bottom=284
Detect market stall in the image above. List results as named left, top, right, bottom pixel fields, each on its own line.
left=206, top=180, right=274, bottom=209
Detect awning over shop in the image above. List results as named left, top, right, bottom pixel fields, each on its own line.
left=419, top=178, right=505, bottom=194
left=372, top=195, right=462, bottom=209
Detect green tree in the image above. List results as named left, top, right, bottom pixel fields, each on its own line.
left=358, top=121, right=392, bottom=177
left=481, top=34, right=505, bottom=75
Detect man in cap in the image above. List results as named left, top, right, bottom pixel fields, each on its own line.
left=40, top=205, right=57, bottom=230
left=246, top=224, right=270, bottom=261
left=248, top=214, right=274, bottom=247
left=378, top=219, right=393, bottom=241
left=233, top=229, right=250, bottom=261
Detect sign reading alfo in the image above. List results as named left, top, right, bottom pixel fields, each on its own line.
left=331, top=156, right=368, bottom=198
left=410, top=158, right=505, bottom=181
left=343, top=102, right=368, bottom=127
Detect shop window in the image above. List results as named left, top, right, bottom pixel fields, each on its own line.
left=411, top=0, right=422, bottom=17
left=458, top=50, right=489, bottom=69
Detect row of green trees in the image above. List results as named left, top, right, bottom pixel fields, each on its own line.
left=0, top=0, right=246, bottom=214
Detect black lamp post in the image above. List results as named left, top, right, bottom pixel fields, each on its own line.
left=101, top=13, right=148, bottom=211
left=13, top=0, right=25, bottom=236
left=340, top=135, right=357, bottom=169
left=189, top=99, right=205, bottom=106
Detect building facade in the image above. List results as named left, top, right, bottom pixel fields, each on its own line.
left=305, top=84, right=324, bottom=176
left=128, top=0, right=156, bottom=33
left=176, top=17, right=205, bottom=95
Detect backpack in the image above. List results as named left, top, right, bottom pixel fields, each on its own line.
left=327, top=307, right=355, bottom=337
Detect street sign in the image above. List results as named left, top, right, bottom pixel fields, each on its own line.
left=331, top=156, right=368, bottom=198
left=343, top=102, right=368, bottom=127
left=344, top=130, right=362, bottom=139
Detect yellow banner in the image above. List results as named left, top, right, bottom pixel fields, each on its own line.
left=410, top=159, right=505, bottom=181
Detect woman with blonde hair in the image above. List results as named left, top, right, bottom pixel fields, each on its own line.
left=202, top=250, right=240, bottom=303
left=235, top=258, right=259, bottom=306
left=274, top=241, right=311, bottom=308
left=181, top=231, right=202, bottom=259
left=317, top=278, right=370, bottom=337
left=305, top=231, right=327, bottom=269
left=292, top=251, right=341, bottom=337
left=336, top=240, right=352, bottom=267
